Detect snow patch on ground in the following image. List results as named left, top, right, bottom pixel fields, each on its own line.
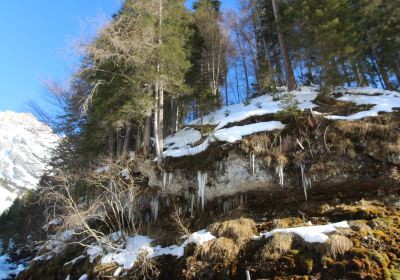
left=34, top=230, right=74, bottom=261
left=255, top=221, right=350, bottom=243
left=214, top=121, right=285, bottom=143
left=163, top=137, right=210, bottom=158
left=161, top=86, right=400, bottom=159
left=89, top=230, right=215, bottom=270
left=189, top=87, right=318, bottom=129
left=327, top=87, right=400, bottom=120
left=160, top=87, right=318, bottom=159
left=0, top=254, right=26, bottom=280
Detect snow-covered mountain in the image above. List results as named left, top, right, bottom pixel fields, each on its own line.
left=0, top=111, right=58, bottom=214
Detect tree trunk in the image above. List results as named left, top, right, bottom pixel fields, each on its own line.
left=374, top=55, right=393, bottom=90
left=135, top=125, right=142, bottom=153
left=143, top=116, right=151, bottom=158
left=366, top=32, right=393, bottom=90
left=121, top=125, right=132, bottom=160
left=175, top=103, right=179, bottom=132
left=341, top=62, right=351, bottom=87
left=158, top=83, right=164, bottom=157
left=108, top=131, right=116, bottom=160
left=154, top=0, right=164, bottom=168
left=273, top=46, right=284, bottom=86
left=170, top=99, right=175, bottom=134
left=234, top=30, right=250, bottom=99
left=271, top=0, right=296, bottom=91
left=234, top=61, right=241, bottom=101
left=153, top=86, right=162, bottom=164
left=225, top=71, right=229, bottom=106
left=352, top=62, right=368, bottom=87
left=116, top=128, right=122, bottom=158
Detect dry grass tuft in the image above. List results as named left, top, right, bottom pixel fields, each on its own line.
left=207, top=218, right=256, bottom=245
left=196, top=237, right=240, bottom=264
left=261, top=232, right=293, bottom=261
left=272, top=217, right=304, bottom=229
left=325, top=234, right=353, bottom=258
left=321, top=199, right=388, bottom=220
left=131, top=250, right=160, bottom=280
left=274, top=152, right=288, bottom=167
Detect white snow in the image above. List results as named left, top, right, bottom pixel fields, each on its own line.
left=42, top=218, right=62, bottom=231
left=327, top=87, right=400, bottom=120
left=189, top=87, right=318, bottom=129
left=94, top=230, right=215, bottom=270
left=95, top=165, right=110, bottom=174
left=78, top=274, right=88, bottom=280
left=0, top=111, right=58, bottom=214
left=161, top=87, right=317, bottom=159
left=163, top=137, right=210, bottom=158
left=214, top=121, right=285, bottom=143
left=164, top=127, right=202, bottom=151
left=87, top=246, right=103, bottom=262
left=34, top=230, right=75, bottom=261
left=255, top=221, right=350, bottom=243
left=0, top=254, right=26, bottom=280
left=120, top=168, right=129, bottom=179
left=161, top=86, right=400, bottom=160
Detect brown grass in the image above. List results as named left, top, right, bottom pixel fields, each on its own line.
left=272, top=217, right=304, bottom=229
left=196, top=237, right=239, bottom=264
left=261, top=232, right=293, bottom=261
left=207, top=218, right=256, bottom=245
left=240, top=133, right=272, bottom=155
left=130, top=250, right=160, bottom=280
left=321, top=199, right=388, bottom=220
left=325, top=234, right=353, bottom=258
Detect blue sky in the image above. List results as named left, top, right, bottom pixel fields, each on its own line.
left=0, top=0, right=238, bottom=113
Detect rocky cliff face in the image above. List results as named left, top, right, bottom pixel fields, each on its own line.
left=0, top=111, right=58, bottom=214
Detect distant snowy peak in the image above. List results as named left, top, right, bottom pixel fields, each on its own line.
left=0, top=111, right=58, bottom=214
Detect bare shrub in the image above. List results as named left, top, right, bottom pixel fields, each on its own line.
left=130, top=250, right=160, bottom=280
left=196, top=237, right=239, bottom=264
left=207, top=218, right=256, bottom=245
left=261, top=232, right=293, bottom=261
left=170, top=204, right=191, bottom=238
left=40, top=156, right=142, bottom=250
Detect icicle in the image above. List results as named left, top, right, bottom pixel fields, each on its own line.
left=168, top=172, right=173, bottom=185
left=190, top=194, right=194, bottom=218
left=223, top=200, right=232, bottom=214
left=299, top=162, right=312, bottom=202
left=150, top=197, right=159, bottom=221
left=219, top=162, right=224, bottom=176
left=252, top=153, right=256, bottom=174
left=249, top=152, right=253, bottom=173
left=162, top=172, right=167, bottom=189
left=276, top=165, right=284, bottom=186
left=197, top=171, right=208, bottom=211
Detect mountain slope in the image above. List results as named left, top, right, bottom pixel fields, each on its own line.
left=0, top=111, right=58, bottom=214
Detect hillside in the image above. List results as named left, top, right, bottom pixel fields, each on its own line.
left=2, top=0, right=400, bottom=278
left=15, top=87, right=400, bottom=280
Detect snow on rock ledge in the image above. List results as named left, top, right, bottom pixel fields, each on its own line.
left=214, top=121, right=285, bottom=143
left=327, top=87, right=400, bottom=120
left=88, top=230, right=215, bottom=270
left=255, top=221, right=350, bottom=243
left=189, top=87, right=318, bottom=129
